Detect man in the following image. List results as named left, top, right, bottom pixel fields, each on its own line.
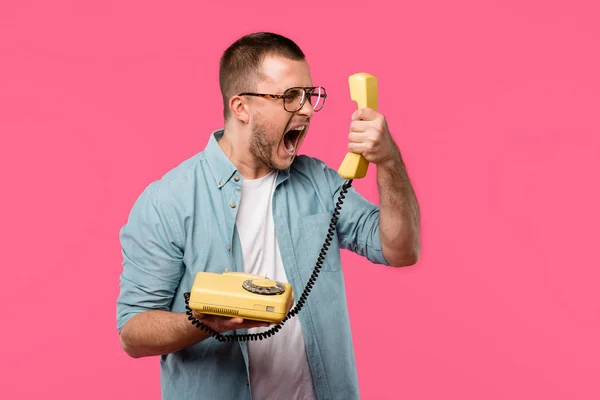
left=116, top=32, right=420, bottom=400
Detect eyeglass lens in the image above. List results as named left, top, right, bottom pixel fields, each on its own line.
left=284, top=87, right=326, bottom=112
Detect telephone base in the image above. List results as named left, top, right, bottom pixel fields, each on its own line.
left=187, top=271, right=294, bottom=324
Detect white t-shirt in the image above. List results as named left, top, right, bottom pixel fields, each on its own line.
left=235, top=170, right=317, bottom=400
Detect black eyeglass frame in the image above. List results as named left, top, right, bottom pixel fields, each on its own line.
left=237, top=86, right=327, bottom=113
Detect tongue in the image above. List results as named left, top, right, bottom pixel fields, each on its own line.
left=284, top=132, right=295, bottom=154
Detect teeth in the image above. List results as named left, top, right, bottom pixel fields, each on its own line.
left=284, top=135, right=295, bottom=153
left=283, top=126, right=305, bottom=155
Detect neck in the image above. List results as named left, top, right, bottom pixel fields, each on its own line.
left=219, top=123, right=272, bottom=180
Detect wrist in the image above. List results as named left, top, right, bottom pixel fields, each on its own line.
left=378, top=154, right=403, bottom=172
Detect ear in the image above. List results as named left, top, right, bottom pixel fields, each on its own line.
left=229, top=95, right=250, bottom=124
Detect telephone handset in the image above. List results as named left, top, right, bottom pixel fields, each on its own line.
left=338, top=72, right=379, bottom=179
left=183, top=73, right=378, bottom=342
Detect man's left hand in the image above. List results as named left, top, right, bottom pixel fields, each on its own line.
left=347, top=108, right=400, bottom=167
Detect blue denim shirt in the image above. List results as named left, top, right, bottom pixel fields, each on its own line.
left=117, top=129, right=389, bottom=399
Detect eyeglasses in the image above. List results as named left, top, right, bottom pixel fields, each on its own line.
left=238, top=86, right=327, bottom=113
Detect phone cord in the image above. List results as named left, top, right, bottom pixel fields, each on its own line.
left=183, top=179, right=354, bottom=342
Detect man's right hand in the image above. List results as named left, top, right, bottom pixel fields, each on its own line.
left=191, top=311, right=273, bottom=333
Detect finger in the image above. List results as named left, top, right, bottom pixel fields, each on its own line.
left=349, top=119, right=370, bottom=132
left=348, top=130, right=368, bottom=144
left=196, top=314, right=217, bottom=323
left=221, top=317, right=244, bottom=326
left=234, top=319, right=271, bottom=329
left=195, top=315, right=233, bottom=331
left=219, top=317, right=247, bottom=330
left=191, top=311, right=206, bottom=320
left=238, top=318, right=270, bottom=326
left=352, top=108, right=379, bottom=121
left=348, top=142, right=369, bottom=154
left=195, top=314, right=271, bottom=331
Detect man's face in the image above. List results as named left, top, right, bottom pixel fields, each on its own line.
left=247, top=55, right=316, bottom=171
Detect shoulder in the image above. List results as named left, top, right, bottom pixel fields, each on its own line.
left=127, top=151, right=209, bottom=221
left=148, top=152, right=207, bottom=197
left=291, top=154, right=330, bottom=170
left=291, top=154, right=337, bottom=179
left=290, top=154, right=345, bottom=193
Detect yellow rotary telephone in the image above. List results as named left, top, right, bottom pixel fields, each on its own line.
left=183, top=73, right=379, bottom=342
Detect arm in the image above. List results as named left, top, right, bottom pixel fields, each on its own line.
left=116, top=185, right=192, bottom=358
left=376, top=152, right=421, bottom=266
left=347, top=108, right=421, bottom=266
left=119, top=310, right=210, bottom=358
left=120, top=310, right=271, bottom=358
left=117, top=184, right=272, bottom=358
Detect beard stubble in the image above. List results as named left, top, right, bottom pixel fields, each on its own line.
left=249, top=113, right=293, bottom=171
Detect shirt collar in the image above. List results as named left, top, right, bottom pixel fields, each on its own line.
left=204, top=129, right=290, bottom=188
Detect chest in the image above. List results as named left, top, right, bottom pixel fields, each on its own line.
left=181, top=179, right=342, bottom=281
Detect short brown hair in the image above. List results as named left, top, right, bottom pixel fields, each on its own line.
left=219, top=32, right=306, bottom=119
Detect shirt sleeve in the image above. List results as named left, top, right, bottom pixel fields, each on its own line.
left=319, top=160, right=390, bottom=267
left=116, top=184, right=185, bottom=332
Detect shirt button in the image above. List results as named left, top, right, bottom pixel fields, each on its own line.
left=228, top=245, right=232, bottom=251
left=218, top=180, right=223, bottom=186
left=234, top=175, right=240, bottom=182
left=230, top=202, right=236, bottom=208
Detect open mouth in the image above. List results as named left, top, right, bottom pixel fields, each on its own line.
left=283, top=125, right=306, bottom=155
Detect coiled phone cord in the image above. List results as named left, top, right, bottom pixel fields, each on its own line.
left=183, top=179, right=354, bottom=342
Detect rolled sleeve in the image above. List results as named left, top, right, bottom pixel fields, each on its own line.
left=116, top=184, right=185, bottom=331
left=320, top=161, right=390, bottom=267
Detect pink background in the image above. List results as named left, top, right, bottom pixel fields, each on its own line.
left=1, top=0, right=599, bottom=399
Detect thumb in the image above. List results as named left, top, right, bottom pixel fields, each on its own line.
left=222, top=318, right=244, bottom=329
left=192, top=311, right=205, bottom=319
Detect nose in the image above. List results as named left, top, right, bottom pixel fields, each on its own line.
left=297, top=96, right=315, bottom=118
